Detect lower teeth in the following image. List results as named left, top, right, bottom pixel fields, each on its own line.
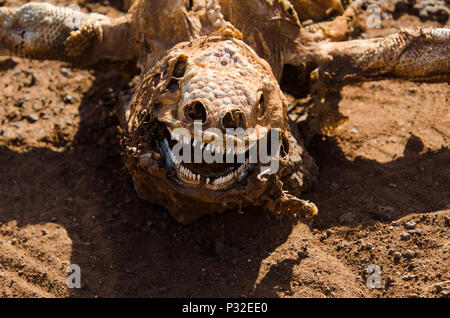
left=161, top=139, right=250, bottom=188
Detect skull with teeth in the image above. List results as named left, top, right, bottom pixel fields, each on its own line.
left=121, top=37, right=319, bottom=223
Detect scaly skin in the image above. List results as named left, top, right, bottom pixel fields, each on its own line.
left=308, top=28, right=450, bottom=83
left=0, top=0, right=448, bottom=223
left=0, top=2, right=136, bottom=64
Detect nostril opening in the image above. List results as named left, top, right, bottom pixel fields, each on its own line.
left=221, top=110, right=247, bottom=130
left=184, top=100, right=207, bottom=123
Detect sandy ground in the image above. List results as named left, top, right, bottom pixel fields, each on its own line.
left=0, top=1, right=448, bottom=298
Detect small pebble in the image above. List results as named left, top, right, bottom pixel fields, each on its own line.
left=60, top=67, right=71, bottom=77
left=336, top=242, right=348, bottom=251
left=372, top=206, right=396, bottom=221
left=62, top=94, right=74, bottom=104
left=408, top=87, right=417, bottom=94
left=440, top=291, right=450, bottom=298
left=404, top=221, right=417, bottom=230
left=400, top=232, right=410, bottom=240
left=361, top=242, right=374, bottom=251
left=26, top=113, right=39, bottom=123
left=402, top=274, right=416, bottom=281
left=403, top=249, right=416, bottom=260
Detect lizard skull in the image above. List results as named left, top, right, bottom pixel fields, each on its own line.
left=122, top=37, right=315, bottom=223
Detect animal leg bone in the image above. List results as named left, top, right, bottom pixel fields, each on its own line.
left=307, top=28, right=450, bottom=84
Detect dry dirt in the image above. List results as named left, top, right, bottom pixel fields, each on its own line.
left=0, top=0, right=448, bottom=298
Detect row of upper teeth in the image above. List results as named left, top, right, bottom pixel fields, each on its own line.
left=164, top=138, right=249, bottom=187
left=170, top=131, right=246, bottom=156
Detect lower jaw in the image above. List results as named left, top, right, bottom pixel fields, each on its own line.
left=158, top=138, right=257, bottom=191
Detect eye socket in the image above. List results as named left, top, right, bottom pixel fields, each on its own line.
left=164, top=56, right=188, bottom=93
left=256, top=93, right=266, bottom=119
left=184, top=100, right=207, bottom=124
